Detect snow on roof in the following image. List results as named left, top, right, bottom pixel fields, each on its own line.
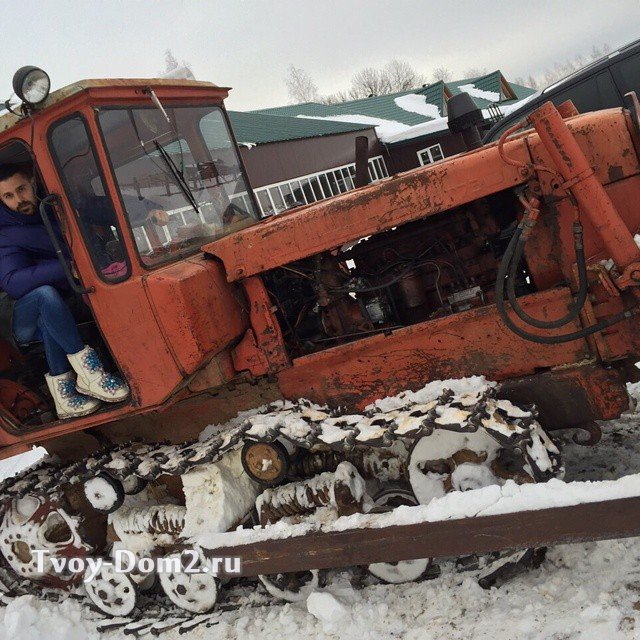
left=457, top=83, right=500, bottom=103
left=296, top=113, right=412, bottom=143
left=393, top=94, right=441, bottom=119
left=381, top=116, right=450, bottom=144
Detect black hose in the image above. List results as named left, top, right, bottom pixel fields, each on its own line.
left=495, top=223, right=636, bottom=344
left=506, top=221, right=588, bottom=329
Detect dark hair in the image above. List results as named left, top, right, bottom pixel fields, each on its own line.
left=0, top=163, right=32, bottom=183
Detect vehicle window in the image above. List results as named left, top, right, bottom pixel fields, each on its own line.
left=49, top=116, right=129, bottom=282
left=485, top=71, right=620, bottom=143
left=611, top=52, right=640, bottom=96
left=98, top=106, right=259, bottom=267
left=552, top=71, right=620, bottom=113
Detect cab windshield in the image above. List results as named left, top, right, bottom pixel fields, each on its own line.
left=97, top=105, right=258, bottom=266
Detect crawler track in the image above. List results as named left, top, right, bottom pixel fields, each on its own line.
left=0, top=386, right=563, bottom=635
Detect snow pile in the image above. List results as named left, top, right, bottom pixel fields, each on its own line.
left=367, top=375, right=493, bottom=412
left=184, top=449, right=259, bottom=539
left=394, top=94, right=441, bottom=119
left=0, top=447, right=47, bottom=482
left=0, top=595, right=99, bottom=640
left=457, top=83, right=500, bottom=103
left=306, top=590, right=350, bottom=632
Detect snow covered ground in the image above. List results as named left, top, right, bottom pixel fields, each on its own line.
left=2, top=387, right=640, bottom=639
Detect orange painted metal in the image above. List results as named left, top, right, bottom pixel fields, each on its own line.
left=203, top=141, right=531, bottom=281
left=232, top=277, right=290, bottom=376
left=498, top=364, right=629, bottom=427
left=277, top=288, right=591, bottom=409
left=142, top=256, right=247, bottom=375
left=0, top=82, right=639, bottom=458
left=529, top=103, right=640, bottom=272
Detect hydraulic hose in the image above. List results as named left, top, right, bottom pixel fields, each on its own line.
left=495, top=222, right=636, bottom=344
left=506, top=221, right=589, bottom=329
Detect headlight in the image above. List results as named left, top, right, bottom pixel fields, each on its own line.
left=12, top=66, right=51, bottom=106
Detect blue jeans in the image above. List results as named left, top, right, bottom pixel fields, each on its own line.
left=12, top=286, right=84, bottom=376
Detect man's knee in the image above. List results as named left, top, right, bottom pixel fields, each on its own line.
left=31, top=285, right=63, bottom=306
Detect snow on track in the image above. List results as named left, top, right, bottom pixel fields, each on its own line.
left=3, top=389, right=640, bottom=639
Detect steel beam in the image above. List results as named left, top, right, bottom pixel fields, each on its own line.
left=206, top=496, right=640, bottom=577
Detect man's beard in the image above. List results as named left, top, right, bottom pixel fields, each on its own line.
left=17, top=202, right=35, bottom=215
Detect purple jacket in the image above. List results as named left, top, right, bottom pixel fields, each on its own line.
left=0, top=204, right=69, bottom=300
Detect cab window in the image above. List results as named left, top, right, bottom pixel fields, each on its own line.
left=49, top=116, right=129, bottom=282
left=97, top=105, right=259, bottom=267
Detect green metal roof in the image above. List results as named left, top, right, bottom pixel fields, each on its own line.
left=227, top=110, right=373, bottom=145
left=506, top=82, right=538, bottom=101
left=253, top=84, right=448, bottom=127
left=244, top=72, right=536, bottom=147
left=253, top=72, right=532, bottom=127
left=447, top=71, right=506, bottom=109
left=249, top=102, right=340, bottom=118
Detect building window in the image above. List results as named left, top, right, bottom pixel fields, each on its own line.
left=254, top=155, right=389, bottom=216
left=417, top=144, right=445, bottom=166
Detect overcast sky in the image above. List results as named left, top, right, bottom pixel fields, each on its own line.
left=1, top=1, right=638, bottom=111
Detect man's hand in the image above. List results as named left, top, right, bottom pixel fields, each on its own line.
left=147, top=209, right=170, bottom=226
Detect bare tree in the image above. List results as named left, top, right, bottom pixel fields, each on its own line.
left=285, top=65, right=320, bottom=104
left=464, top=66, right=489, bottom=79
left=526, top=75, right=540, bottom=90
left=384, top=59, right=426, bottom=91
left=350, top=67, right=391, bottom=98
left=164, top=50, right=180, bottom=73
left=520, top=42, right=612, bottom=91
left=161, top=49, right=194, bottom=79
left=322, top=90, right=353, bottom=105
left=347, top=59, right=426, bottom=99
left=432, top=66, right=452, bottom=82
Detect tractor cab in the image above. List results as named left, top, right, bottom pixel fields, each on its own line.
left=0, top=68, right=259, bottom=454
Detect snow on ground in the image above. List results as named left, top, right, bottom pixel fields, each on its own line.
left=0, top=447, right=46, bottom=480
left=3, top=390, right=640, bottom=638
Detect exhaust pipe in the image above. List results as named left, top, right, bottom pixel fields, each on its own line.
left=447, top=92, right=484, bottom=151
left=354, top=136, right=370, bottom=188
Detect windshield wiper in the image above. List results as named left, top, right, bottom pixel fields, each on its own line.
left=153, top=140, right=200, bottom=214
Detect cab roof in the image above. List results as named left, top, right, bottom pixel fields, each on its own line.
left=0, top=78, right=223, bottom=134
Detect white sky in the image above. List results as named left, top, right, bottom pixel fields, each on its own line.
left=1, top=0, right=638, bottom=111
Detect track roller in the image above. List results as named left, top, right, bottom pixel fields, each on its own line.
left=83, top=473, right=125, bottom=514
left=241, top=440, right=290, bottom=486
left=84, top=562, right=137, bottom=617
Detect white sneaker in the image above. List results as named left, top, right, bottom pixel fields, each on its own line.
left=67, top=345, right=130, bottom=403
left=45, top=371, right=101, bottom=419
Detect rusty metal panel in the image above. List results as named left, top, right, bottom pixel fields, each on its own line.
left=203, top=139, right=531, bottom=281
left=497, top=364, right=629, bottom=427
left=143, top=256, right=247, bottom=375
left=277, top=289, right=590, bottom=409
left=232, top=277, right=290, bottom=376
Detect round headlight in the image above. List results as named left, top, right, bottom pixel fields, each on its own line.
left=12, top=66, right=51, bottom=106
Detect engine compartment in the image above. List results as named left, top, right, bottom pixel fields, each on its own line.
left=264, top=188, right=535, bottom=356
